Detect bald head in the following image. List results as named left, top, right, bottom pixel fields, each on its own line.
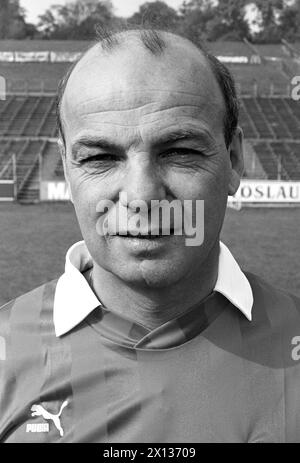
left=57, top=28, right=239, bottom=150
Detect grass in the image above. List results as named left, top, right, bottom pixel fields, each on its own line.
left=0, top=202, right=299, bottom=307
left=222, top=207, right=300, bottom=298
left=0, top=202, right=82, bottom=306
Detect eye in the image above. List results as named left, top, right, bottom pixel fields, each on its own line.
left=160, top=148, right=201, bottom=158
left=80, top=153, right=118, bottom=163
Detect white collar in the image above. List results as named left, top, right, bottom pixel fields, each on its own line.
left=54, top=240, right=253, bottom=337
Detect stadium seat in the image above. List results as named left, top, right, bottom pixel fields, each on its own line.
left=252, top=142, right=284, bottom=180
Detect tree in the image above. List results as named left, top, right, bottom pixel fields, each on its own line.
left=128, top=1, right=180, bottom=30
left=179, top=0, right=251, bottom=43
left=0, top=0, right=32, bottom=39
left=279, top=0, right=300, bottom=42
left=38, top=0, right=116, bottom=40
left=206, top=0, right=251, bottom=40
left=24, top=22, right=40, bottom=39
left=178, top=0, right=215, bottom=44
left=252, top=0, right=285, bottom=43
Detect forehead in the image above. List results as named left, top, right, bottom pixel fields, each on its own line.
left=61, top=35, right=225, bottom=144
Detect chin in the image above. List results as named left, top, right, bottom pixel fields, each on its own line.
left=114, top=257, right=191, bottom=289
left=86, top=235, right=208, bottom=288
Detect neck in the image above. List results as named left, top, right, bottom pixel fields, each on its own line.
left=88, top=242, right=220, bottom=330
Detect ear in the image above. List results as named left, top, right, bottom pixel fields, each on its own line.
left=57, top=138, right=73, bottom=203
left=228, top=126, right=244, bottom=196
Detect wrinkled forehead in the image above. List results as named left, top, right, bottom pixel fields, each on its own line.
left=61, top=34, right=225, bottom=139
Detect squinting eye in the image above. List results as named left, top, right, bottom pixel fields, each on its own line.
left=160, top=149, right=200, bottom=158
left=81, top=154, right=118, bottom=163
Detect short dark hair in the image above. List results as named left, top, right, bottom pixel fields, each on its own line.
left=56, top=27, right=239, bottom=150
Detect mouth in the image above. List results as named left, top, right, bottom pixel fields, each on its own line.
left=116, top=229, right=175, bottom=239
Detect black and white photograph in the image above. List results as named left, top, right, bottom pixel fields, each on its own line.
left=0, top=0, right=300, bottom=445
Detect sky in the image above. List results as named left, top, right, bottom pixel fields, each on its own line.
left=20, top=0, right=184, bottom=23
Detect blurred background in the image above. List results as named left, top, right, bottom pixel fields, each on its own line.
left=0, top=0, right=300, bottom=305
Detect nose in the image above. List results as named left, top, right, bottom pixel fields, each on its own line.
left=121, top=154, right=166, bottom=208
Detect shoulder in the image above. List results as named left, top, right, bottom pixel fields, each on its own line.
left=0, top=279, right=59, bottom=441
left=240, top=271, right=300, bottom=368
left=0, top=279, right=59, bottom=335
left=245, top=271, right=300, bottom=317
left=0, top=278, right=59, bottom=377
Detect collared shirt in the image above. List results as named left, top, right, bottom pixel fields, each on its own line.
left=2, top=241, right=300, bottom=442
left=54, top=240, right=253, bottom=337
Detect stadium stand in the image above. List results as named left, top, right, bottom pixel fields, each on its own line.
left=0, top=96, right=57, bottom=138
left=288, top=142, right=300, bottom=164
left=54, top=158, right=64, bottom=178
left=0, top=40, right=300, bottom=201
left=38, top=99, right=58, bottom=138
left=1, top=96, right=299, bottom=142
left=22, top=97, right=55, bottom=137
left=270, top=141, right=300, bottom=180
left=41, top=140, right=61, bottom=180
left=0, top=93, right=300, bottom=197
left=240, top=98, right=300, bottom=140
left=251, top=142, right=283, bottom=180
left=229, top=64, right=289, bottom=95
left=242, top=98, right=274, bottom=138
left=1, top=63, right=70, bottom=93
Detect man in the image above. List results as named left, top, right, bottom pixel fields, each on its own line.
left=0, top=28, right=300, bottom=443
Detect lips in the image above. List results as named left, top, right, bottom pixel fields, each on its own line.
left=116, top=229, right=175, bottom=238
left=119, top=233, right=166, bottom=239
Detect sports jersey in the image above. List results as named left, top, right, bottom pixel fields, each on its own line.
left=1, top=241, right=300, bottom=443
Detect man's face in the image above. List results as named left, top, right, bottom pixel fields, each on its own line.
left=61, top=37, right=242, bottom=288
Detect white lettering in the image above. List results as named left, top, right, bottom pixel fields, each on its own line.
left=47, top=183, right=70, bottom=201
left=291, top=336, right=300, bottom=361
left=291, top=76, right=300, bottom=101
left=26, top=423, right=49, bottom=433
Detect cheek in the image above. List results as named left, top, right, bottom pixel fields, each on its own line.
left=68, top=161, right=117, bottom=200
left=168, top=158, right=229, bottom=237
left=68, top=173, right=110, bottom=234
left=167, top=157, right=230, bottom=202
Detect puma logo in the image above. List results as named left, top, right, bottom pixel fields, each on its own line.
left=30, top=401, right=68, bottom=437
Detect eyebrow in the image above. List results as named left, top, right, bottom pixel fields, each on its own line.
left=71, top=136, right=122, bottom=157
left=71, top=127, right=217, bottom=158
left=154, top=128, right=217, bottom=148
